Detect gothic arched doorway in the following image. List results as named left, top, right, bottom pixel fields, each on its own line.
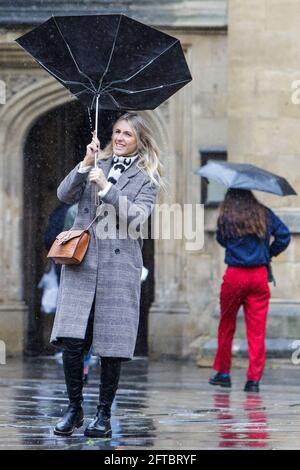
left=23, top=101, right=155, bottom=356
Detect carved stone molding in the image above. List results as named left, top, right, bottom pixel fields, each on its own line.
left=0, top=1, right=228, bottom=29
left=2, top=73, right=40, bottom=101
left=0, top=43, right=41, bottom=68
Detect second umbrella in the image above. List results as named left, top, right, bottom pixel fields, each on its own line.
left=196, top=161, right=297, bottom=196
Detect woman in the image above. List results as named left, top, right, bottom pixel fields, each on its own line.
left=209, top=189, right=291, bottom=392
left=51, top=112, right=163, bottom=437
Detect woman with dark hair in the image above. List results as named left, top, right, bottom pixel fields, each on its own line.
left=209, top=189, right=291, bottom=392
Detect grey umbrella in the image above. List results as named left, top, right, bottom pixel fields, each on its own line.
left=196, top=161, right=297, bottom=196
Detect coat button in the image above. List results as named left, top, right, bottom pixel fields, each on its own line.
left=115, top=249, right=120, bottom=254
left=83, top=207, right=89, bottom=213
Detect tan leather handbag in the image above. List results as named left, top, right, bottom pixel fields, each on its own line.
left=47, top=214, right=98, bottom=265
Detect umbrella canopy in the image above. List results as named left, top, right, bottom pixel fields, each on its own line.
left=196, top=161, right=297, bottom=196
left=15, top=14, right=192, bottom=112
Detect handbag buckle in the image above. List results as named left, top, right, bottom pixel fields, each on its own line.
left=57, top=235, right=69, bottom=245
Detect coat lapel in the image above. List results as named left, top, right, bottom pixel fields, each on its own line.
left=114, top=159, right=142, bottom=191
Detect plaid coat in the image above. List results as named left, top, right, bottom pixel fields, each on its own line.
left=50, top=157, right=158, bottom=359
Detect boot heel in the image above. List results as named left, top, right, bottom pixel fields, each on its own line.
left=77, top=419, right=84, bottom=428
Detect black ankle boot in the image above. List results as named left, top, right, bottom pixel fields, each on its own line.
left=84, top=405, right=112, bottom=438
left=84, top=357, right=121, bottom=438
left=54, top=404, right=84, bottom=436
left=54, top=339, right=85, bottom=436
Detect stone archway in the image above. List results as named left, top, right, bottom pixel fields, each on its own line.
left=0, top=77, right=171, bottom=355
left=0, top=79, right=69, bottom=354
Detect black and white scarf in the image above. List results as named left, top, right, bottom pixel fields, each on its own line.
left=107, top=155, right=139, bottom=185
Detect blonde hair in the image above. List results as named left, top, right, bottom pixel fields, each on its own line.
left=99, top=112, right=165, bottom=189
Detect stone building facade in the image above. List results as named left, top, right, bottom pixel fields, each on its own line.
left=0, top=0, right=299, bottom=360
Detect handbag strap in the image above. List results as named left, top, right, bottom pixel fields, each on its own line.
left=59, top=211, right=99, bottom=243
left=84, top=213, right=99, bottom=231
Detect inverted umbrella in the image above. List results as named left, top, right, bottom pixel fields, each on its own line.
left=196, top=161, right=297, bottom=196
left=15, top=14, right=192, bottom=141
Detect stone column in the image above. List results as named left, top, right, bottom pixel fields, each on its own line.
left=148, top=50, right=192, bottom=359
left=0, top=91, right=28, bottom=354
left=0, top=38, right=69, bottom=354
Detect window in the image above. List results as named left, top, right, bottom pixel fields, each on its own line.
left=199, top=147, right=227, bottom=207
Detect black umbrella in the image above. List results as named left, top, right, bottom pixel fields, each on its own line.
left=15, top=14, right=192, bottom=139
left=196, top=161, right=297, bottom=196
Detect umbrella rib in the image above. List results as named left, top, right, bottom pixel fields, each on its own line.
left=90, top=93, right=97, bottom=110
left=36, top=59, right=95, bottom=94
left=106, top=93, right=136, bottom=110
left=100, top=40, right=180, bottom=93
left=106, top=92, right=121, bottom=109
left=63, top=80, right=95, bottom=92
left=72, top=89, right=89, bottom=97
left=106, top=79, right=191, bottom=95
left=97, top=15, right=122, bottom=93
left=52, top=15, right=97, bottom=93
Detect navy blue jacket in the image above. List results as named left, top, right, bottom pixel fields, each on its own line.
left=216, top=209, right=291, bottom=267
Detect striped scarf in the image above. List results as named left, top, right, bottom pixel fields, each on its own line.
left=107, top=154, right=139, bottom=185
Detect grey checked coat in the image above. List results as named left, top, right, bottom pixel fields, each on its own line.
left=50, top=157, right=158, bottom=359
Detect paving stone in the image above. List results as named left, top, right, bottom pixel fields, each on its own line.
left=0, top=357, right=299, bottom=449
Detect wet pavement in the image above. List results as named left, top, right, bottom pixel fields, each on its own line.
left=0, top=356, right=299, bottom=450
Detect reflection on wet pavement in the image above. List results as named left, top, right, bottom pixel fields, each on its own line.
left=0, top=357, right=299, bottom=449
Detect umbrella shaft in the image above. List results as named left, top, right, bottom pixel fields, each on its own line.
left=94, top=94, right=100, bottom=169
left=95, top=94, right=99, bottom=141
left=94, top=94, right=100, bottom=205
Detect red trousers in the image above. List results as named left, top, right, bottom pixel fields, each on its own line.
left=213, top=266, right=271, bottom=381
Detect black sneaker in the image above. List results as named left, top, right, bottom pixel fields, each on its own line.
left=209, top=372, right=231, bottom=388
left=244, top=380, right=260, bottom=392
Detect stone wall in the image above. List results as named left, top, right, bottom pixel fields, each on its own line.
left=0, top=0, right=227, bottom=28
left=227, top=0, right=300, bottom=300
left=228, top=0, right=300, bottom=206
